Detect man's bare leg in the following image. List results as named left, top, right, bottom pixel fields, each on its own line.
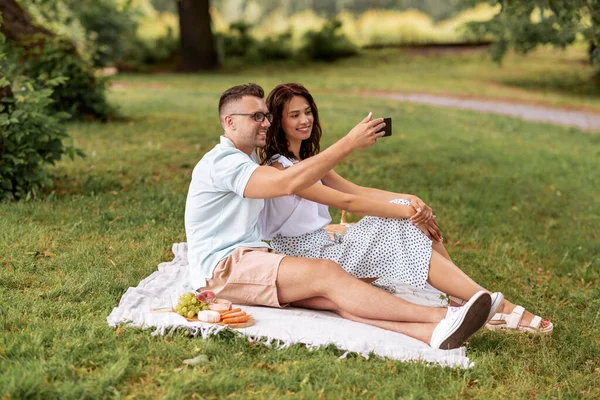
left=277, top=256, right=446, bottom=324
left=292, top=297, right=436, bottom=344
left=276, top=257, right=454, bottom=344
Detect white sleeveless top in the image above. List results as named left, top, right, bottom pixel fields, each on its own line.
left=259, top=154, right=332, bottom=240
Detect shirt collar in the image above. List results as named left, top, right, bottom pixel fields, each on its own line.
left=220, top=135, right=235, bottom=147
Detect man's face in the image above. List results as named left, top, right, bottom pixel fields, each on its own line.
left=227, top=96, right=271, bottom=154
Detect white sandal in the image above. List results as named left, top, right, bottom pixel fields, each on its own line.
left=486, top=305, right=553, bottom=334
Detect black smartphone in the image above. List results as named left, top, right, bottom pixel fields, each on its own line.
left=380, top=117, right=392, bottom=137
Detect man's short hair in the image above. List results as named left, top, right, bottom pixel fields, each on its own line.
left=218, top=83, right=264, bottom=119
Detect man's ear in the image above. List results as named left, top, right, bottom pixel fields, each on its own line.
left=224, top=115, right=235, bottom=130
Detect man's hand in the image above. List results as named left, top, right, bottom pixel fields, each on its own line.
left=342, top=113, right=386, bottom=150
left=417, top=216, right=443, bottom=242
left=409, top=195, right=433, bottom=225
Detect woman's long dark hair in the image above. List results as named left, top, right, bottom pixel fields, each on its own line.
left=259, top=83, right=322, bottom=164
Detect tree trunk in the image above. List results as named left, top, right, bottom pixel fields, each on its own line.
left=0, top=81, right=13, bottom=101
left=0, top=72, right=13, bottom=109
left=177, top=0, right=219, bottom=72
left=0, top=0, right=54, bottom=42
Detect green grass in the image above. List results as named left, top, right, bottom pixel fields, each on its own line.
left=2, top=52, right=600, bottom=398
left=116, top=45, right=600, bottom=112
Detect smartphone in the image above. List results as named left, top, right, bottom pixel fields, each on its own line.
left=379, top=117, right=392, bottom=137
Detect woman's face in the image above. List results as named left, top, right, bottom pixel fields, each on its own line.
left=281, top=95, right=314, bottom=143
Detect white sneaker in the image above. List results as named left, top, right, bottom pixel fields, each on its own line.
left=447, top=292, right=503, bottom=323
left=488, top=292, right=504, bottom=323
left=430, top=290, right=491, bottom=350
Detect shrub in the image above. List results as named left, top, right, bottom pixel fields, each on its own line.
left=256, top=31, right=294, bottom=61
left=18, top=37, right=115, bottom=121
left=217, top=21, right=258, bottom=58
left=67, top=0, right=139, bottom=68
left=0, top=74, right=83, bottom=201
left=119, top=25, right=179, bottom=70
left=301, top=19, right=358, bottom=61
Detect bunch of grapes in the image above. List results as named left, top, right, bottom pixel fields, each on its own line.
left=174, top=292, right=209, bottom=318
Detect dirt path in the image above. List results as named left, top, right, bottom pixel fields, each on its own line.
left=110, top=81, right=600, bottom=131
left=364, top=91, right=600, bottom=132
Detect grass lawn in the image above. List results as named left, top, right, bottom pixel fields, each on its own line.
left=116, top=45, right=600, bottom=112
left=1, top=51, right=600, bottom=398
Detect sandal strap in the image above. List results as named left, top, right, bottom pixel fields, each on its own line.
left=506, top=305, right=525, bottom=329
left=488, top=313, right=505, bottom=322
left=529, top=315, right=542, bottom=329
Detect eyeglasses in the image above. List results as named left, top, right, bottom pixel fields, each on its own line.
left=229, top=112, right=273, bottom=123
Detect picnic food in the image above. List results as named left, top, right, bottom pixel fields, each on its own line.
left=197, top=310, right=222, bottom=323
left=219, top=311, right=244, bottom=319
left=220, top=308, right=241, bottom=317
left=222, top=314, right=250, bottom=324
left=208, top=298, right=232, bottom=311
left=174, top=292, right=251, bottom=325
left=196, top=290, right=216, bottom=302
left=174, top=292, right=209, bottom=318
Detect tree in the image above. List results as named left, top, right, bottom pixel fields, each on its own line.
left=0, top=78, right=12, bottom=105
left=463, top=0, right=600, bottom=67
left=0, top=0, right=54, bottom=42
left=177, top=0, right=219, bottom=71
left=0, top=0, right=113, bottom=120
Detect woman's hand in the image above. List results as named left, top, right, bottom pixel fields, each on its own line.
left=408, top=195, right=433, bottom=225
left=417, top=217, right=443, bottom=242
left=344, top=113, right=386, bottom=150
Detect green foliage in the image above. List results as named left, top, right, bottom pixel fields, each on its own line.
left=217, top=21, right=257, bottom=58
left=463, top=0, right=599, bottom=67
left=256, top=31, right=294, bottom=61
left=300, top=19, right=358, bottom=61
left=217, top=22, right=294, bottom=63
left=18, top=38, right=115, bottom=120
left=0, top=77, right=83, bottom=201
left=119, top=28, right=179, bottom=70
left=0, top=14, right=85, bottom=201
left=66, top=0, right=139, bottom=68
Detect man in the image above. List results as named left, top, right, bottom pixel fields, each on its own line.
left=185, top=83, right=491, bottom=349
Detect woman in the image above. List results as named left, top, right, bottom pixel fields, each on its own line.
left=258, top=83, right=552, bottom=334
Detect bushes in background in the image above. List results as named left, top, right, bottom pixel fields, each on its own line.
left=18, top=38, right=115, bottom=120
left=0, top=31, right=83, bottom=201
left=217, top=19, right=355, bottom=63
left=301, top=19, right=358, bottom=61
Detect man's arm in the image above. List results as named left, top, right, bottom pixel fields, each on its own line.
left=244, top=114, right=385, bottom=199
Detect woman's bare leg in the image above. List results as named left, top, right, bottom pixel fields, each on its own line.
left=427, top=248, right=547, bottom=327
left=432, top=240, right=452, bottom=261
left=427, top=250, right=488, bottom=301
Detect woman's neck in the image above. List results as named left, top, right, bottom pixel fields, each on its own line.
left=288, top=138, right=302, bottom=160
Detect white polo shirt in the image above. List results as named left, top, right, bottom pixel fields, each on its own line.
left=185, top=135, right=270, bottom=290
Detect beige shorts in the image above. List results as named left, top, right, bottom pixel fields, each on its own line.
left=202, top=247, right=286, bottom=308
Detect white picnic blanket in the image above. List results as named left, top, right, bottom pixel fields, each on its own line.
left=107, top=243, right=473, bottom=368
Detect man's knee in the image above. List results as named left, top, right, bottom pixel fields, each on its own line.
left=309, top=259, right=346, bottom=280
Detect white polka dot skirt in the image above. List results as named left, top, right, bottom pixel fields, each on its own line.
left=270, top=199, right=433, bottom=293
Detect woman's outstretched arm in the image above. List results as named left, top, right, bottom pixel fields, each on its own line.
left=321, top=170, right=409, bottom=201
left=321, top=170, right=433, bottom=224
left=296, top=180, right=417, bottom=220
left=295, top=182, right=442, bottom=241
